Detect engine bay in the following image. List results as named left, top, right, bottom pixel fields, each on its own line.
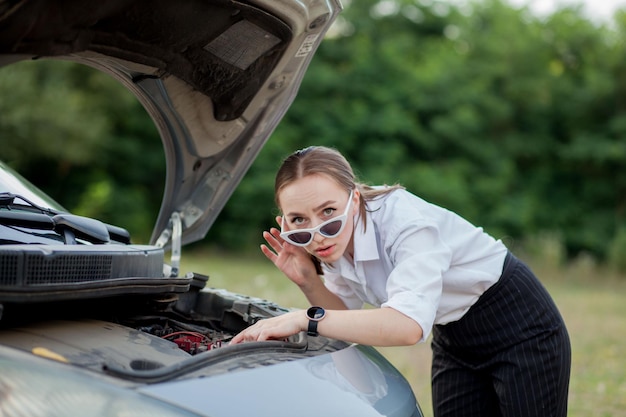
left=0, top=272, right=349, bottom=383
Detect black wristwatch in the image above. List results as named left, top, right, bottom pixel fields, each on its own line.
left=306, top=306, right=326, bottom=337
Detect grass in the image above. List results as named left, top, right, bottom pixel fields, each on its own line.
left=180, top=248, right=626, bottom=417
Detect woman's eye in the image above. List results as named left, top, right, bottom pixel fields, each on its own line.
left=323, top=208, right=335, bottom=217
left=293, top=217, right=305, bottom=225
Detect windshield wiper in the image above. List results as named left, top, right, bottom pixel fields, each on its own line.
left=0, top=192, right=59, bottom=216
left=0, top=192, right=131, bottom=244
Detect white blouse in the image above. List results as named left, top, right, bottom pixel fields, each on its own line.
left=322, top=188, right=508, bottom=342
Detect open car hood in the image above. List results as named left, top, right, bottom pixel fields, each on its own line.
left=0, top=0, right=341, bottom=248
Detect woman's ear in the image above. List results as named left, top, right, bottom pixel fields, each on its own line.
left=352, top=188, right=360, bottom=215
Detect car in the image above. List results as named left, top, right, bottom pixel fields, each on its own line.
left=0, top=1, right=424, bottom=416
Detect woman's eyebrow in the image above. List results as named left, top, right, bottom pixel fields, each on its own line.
left=313, top=200, right=336, bottom=212
left=285, top=200, right=337, bottom=217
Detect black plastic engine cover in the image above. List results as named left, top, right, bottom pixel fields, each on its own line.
left=0, top=244, right=190, bottom=303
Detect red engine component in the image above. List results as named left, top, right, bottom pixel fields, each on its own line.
left=172, top=334, right=206, bottom=354
left=164, top=331, right=224, bottom=354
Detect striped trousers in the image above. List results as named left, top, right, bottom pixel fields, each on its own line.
left=431, top=252, right=571, bottom=417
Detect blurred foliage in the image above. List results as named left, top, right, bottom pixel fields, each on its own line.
left=0, top=59, right=164, bottom=242
left=1, top=0, right=625, bottom=268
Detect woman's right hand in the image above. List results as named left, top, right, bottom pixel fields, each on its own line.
left=260, top=216, right=319, bottom=289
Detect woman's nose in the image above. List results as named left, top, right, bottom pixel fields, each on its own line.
left=312, top=230, right=325, bottom=243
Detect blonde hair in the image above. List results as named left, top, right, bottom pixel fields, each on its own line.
left=275, top=146, right=404, bottom=229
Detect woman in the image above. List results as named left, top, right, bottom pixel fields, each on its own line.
left=231, top=146, right=570, bottom=417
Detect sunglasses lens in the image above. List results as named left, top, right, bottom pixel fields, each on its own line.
left=320, top=219, right=343, bottom=237
left=287, top=231, right=313, bottom=245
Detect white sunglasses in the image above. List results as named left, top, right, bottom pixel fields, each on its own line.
left=280, top=190, right=354, bottom=247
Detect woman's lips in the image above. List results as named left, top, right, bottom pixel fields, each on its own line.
left=315, top=244, right=334, bottom=258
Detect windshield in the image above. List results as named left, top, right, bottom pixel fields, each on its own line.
left=0, top=161, right=66, bottom=212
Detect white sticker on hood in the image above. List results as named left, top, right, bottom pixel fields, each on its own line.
left=295, top=34, right=320, bottom=58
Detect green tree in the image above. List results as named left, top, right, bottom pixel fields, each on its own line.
left=214, top=0, right=626, bottom=261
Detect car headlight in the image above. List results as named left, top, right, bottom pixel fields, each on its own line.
left=0, top=355, right=203, bottom=417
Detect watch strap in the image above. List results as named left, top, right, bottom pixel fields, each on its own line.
left=307, top=319, right=319, bottom=337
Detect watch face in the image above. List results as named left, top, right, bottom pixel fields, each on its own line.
left=307, top=306, right=325, bottom=321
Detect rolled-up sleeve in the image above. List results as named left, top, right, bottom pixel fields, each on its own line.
left=381, top=221, right=452, bottom=342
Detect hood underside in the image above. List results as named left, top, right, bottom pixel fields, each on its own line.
left=0, top=0, right=341, bottom=248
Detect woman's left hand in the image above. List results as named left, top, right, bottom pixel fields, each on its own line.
left=260, top=216, right=321, bottom=290
left=230, top=310, right=307, bottom=344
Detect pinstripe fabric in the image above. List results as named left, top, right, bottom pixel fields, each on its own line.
left=431, top=252, right=571, bottom=417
